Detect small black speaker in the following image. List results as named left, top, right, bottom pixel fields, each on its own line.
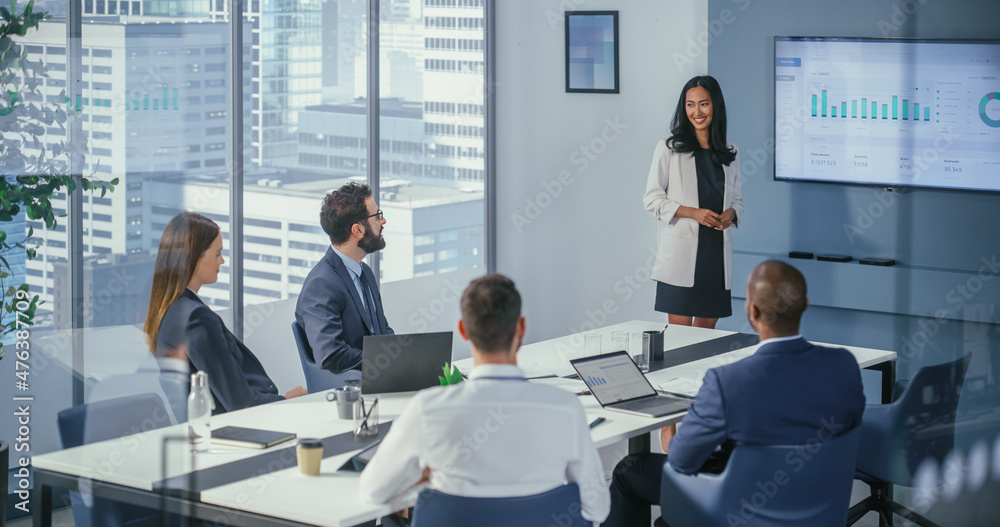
left=860, top=257, right=896, bottom=266
left=816, top=254, right=852, bottom=263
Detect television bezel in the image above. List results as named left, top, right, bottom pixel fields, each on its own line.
left=772, top=35, right=1000, bottom=193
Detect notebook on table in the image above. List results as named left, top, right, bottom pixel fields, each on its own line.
left=210, top=426, right=297, bottom=449
left=570, top=351, right=692, bottom=417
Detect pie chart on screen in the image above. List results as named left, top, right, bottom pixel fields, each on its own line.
left=980, top=92, right=1000, bottom=128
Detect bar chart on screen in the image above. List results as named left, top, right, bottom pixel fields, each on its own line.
left=774, top=37, right=1000, bottom=191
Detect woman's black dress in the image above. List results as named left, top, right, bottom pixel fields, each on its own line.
left=654, top=148, right=732, bottom=318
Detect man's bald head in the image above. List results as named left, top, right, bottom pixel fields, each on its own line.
left=745, top=261, right=808, bottom=335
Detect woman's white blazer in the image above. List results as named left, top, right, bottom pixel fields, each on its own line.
left=642, top=140, right=744, bottom=289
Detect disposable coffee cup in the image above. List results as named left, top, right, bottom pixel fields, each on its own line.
left=326, top=385, right=361, bottom=420
left=296, top=438, right=323, bottom=476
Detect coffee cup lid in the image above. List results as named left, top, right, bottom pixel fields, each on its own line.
left=298, top=438, right=323, bottom=448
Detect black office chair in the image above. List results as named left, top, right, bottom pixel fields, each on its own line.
left=847, top=354, right=972, bottom=527
left=291, top=320, right=359, bottom=392
left=1, top=439, right=8, bottom=527
left=57, top=393, right=172, bottom=527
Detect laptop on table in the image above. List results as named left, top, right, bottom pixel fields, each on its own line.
left=570, top=351, right=692, bottom=417
left=361, top=331, right=453, bottom=394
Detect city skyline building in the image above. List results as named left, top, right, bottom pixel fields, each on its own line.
left=8, top=0, right=488, bottom=327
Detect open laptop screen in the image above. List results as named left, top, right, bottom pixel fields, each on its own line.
left=572, top=351, right=657, bottom=405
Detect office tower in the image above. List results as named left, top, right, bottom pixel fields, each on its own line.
left=420, top=0, right=485, bottom=186
left=13, top=18, right=234, bottom=326
left=210, top=0, right=323, bottom=167
left=144, top=173, right=482, bottom=304
left=51, top=252, right=156, bottom=328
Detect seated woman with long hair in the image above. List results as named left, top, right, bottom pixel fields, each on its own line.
left=144, top=212, right=307, bottom=413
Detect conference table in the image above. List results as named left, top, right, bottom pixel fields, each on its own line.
left=31, top=321, right=896, bottom=527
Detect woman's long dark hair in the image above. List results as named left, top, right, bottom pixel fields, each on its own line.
left=666, top=75, right=737, bottom=166
left=144, top=212, right=220, bottom=352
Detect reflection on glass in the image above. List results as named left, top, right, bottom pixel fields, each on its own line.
left=376, top=0, right=486, bottom=283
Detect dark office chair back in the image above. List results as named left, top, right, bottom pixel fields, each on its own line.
left=0, top=439, right=7, bottom=527
left=410, top=483, right=588, bottom=527
left=659, top=428, right=861, bottom=527
left=57, top=393, right=171, bottom=527
left=291, top=320, right=358, bottom=392
left=857, top=353, right=971, bottom=485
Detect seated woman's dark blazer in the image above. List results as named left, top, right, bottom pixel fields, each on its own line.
left=156, top=288, right=283, bottom=413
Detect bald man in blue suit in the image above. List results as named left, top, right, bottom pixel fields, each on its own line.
left=602, top=261, right=866, bottom=527
left=295, top=183, right=393, bottom=384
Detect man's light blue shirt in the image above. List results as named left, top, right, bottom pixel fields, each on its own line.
left=332, top=245, right=368, bottom=310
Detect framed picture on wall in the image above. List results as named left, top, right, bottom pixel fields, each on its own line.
left=565, top=11, right=620, bottom=94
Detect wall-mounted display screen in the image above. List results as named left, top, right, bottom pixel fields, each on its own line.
left=774, top=37, right=1000, bottom=192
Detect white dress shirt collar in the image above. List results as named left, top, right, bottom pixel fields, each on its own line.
left=331, top=244, right=363, bottom=278
left=467, top=363, right=526, bottom=381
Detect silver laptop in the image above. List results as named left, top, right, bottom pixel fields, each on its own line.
left=361, top=332, right=453, bottom=394
left=570, top=351, right=691, bottom=417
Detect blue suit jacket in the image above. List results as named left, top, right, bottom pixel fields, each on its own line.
left=294, top=247, right=393, bottom=374
left=156, top=289, right=283, bottom=414
left=668, top=337, right=865, bottom=475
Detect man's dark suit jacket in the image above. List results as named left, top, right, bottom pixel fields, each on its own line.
left=294, top=246, right=393, bottom=374
left=668, top=337, right=866, bottom=474
left=156, top=288, right=283, bottom=414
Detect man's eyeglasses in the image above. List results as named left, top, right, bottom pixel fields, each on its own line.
left=361, top=210, right=384, bottom=222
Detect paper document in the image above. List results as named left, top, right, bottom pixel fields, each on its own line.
left=530, top=376, right=588, bottom=393
left=519, top=365, right=559, bottom=379
left=658, top=377, right=703, bottom=398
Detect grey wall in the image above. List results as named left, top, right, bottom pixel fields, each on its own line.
left=706, top=0, right=1000, bottom=374
left=496, top=0, right=708, bottom=344
left=708, top=1, right=1000, bottom=522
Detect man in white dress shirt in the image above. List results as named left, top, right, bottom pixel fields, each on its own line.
left=359, top=274, right=611, bottom=524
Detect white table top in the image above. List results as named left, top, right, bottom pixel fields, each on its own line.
left=33, top=320, right=896, bottom=527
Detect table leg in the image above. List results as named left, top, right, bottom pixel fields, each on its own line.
left=865, top=361, right=896, bottom=404
left=31, top=481, right=52, bottom=527
left=864, top=360, right=897, bottom=510
left=628, top=433, right=653, bottom=526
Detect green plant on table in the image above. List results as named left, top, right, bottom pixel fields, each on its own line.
left=438, top=363, right=464, bottom=386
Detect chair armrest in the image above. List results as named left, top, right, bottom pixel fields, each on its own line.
left=660, top=464, right=724, bottom=526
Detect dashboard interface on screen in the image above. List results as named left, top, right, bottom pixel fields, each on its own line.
left=774, top=37, right=1000, bottom=192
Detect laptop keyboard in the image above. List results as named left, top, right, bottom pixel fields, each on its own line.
left=616, top=397, right=669, bottom=411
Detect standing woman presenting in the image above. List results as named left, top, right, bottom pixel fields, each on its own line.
left=644, top=75, right=743, bottom=330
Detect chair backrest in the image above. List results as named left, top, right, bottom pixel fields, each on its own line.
left=410, top=483, right=589, bottom=527
left=859, top=353, right=972, bottom=484
left=57, top=393, right=171, bottom=527
left=290, top=321, right=359, bottom=392
left=0, top=439, right=8, bottom=527
left=660, top=428, right=861, bottom=527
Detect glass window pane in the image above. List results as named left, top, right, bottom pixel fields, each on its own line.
left=377, top=0, right=486, bottom=284
left=242, top=0, right=366, bottom=308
